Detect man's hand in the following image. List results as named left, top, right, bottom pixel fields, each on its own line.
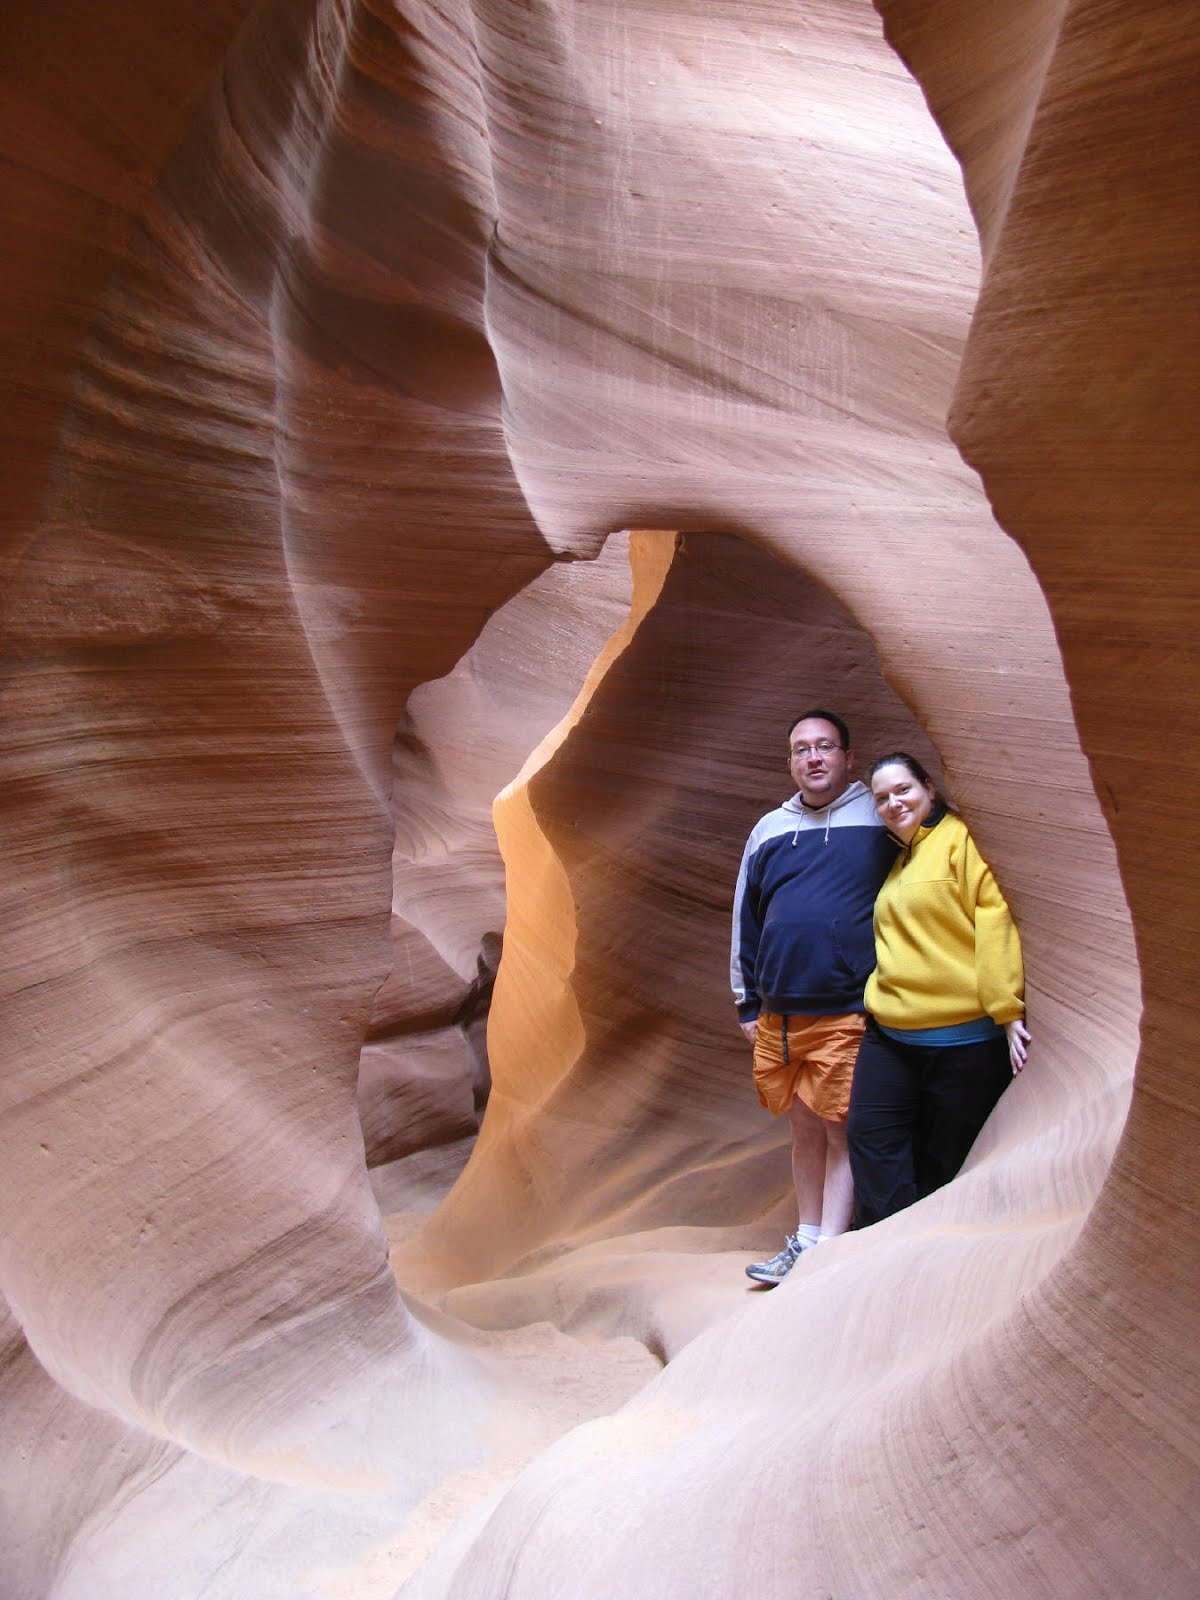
left=1006, top=1018, right=1031, bottom=1073
left=740, top=1019, right=758, bottom=1046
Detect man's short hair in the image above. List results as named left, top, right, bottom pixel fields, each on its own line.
left=787, top=708, right=850, bottom=750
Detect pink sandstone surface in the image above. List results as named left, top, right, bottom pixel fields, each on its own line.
left=1, top=1, right=1196, bottom=1596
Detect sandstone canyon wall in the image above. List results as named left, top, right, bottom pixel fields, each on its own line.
left=1, top=1, right=1196, bottom=1596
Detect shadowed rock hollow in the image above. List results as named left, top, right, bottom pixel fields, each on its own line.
left=1, top=1, right=1196, bottom=1596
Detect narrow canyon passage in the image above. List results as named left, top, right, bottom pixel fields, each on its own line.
left=385, top=528, right=950, bottom=1298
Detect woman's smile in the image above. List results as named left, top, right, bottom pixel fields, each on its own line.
left=870, top=762, right=936, bottom=842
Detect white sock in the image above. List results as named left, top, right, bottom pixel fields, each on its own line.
left=795, top=1224, right=820, bottom=1247
left=816, top=1233, right=833, bottom=1244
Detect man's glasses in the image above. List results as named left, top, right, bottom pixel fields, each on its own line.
left=789, top=742, right=843, bottom=758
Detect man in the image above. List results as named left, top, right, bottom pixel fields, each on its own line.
left=731, top=710, right=895, bottom=1284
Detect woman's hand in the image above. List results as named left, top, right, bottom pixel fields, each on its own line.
left=740, top=1019, right=758, bottom=1046
left=1006, top=1018, right=1031, bottom=1074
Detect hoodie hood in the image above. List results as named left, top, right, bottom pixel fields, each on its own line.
left=784, top=779, right=871, bottom=845
left=782, top=778, right=870, bottom=817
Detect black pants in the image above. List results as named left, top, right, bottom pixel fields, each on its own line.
left=847, top=1021, right=1012, bottom=1227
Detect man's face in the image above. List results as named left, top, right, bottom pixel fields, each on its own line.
left=787, top=717, right=855, bottom=807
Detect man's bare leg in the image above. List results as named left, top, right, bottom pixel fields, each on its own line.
left=786, top=1095, right=827, bottom=1226
left=747, top=1095, right=841, bottom=1285
left=819, top=1118, right=855, bottom=1236
left=788, top=1097, right=854, bottom=1236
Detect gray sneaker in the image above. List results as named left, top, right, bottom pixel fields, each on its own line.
left=745, top=1231, right=810, bottom=1286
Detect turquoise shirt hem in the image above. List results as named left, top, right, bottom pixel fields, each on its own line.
left=876, top=1016, right=1003, bottom=1048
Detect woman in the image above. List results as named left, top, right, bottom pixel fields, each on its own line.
left=846, top=752, right=1031, bottom=1226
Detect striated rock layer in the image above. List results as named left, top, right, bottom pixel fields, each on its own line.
left=1, top=0, right=1195, bottom=1596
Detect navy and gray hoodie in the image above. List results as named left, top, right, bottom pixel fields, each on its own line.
left=731, top=780, right=896, bottom=1023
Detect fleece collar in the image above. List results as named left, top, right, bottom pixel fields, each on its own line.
left=889, top=799, right=949, bottom=853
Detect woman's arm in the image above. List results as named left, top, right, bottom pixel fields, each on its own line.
left=1005, top=1018, right=1031, bottom=1073
left=958, top=828, right=1026, bottom=1028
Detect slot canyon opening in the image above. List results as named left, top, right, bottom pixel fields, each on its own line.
left=358, top=531, right=636, bottom=1213
left=363, top=526, right=1131, bottom=1300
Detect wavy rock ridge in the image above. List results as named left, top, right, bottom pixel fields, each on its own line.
left=1, top=0, right=1196, bottom=1595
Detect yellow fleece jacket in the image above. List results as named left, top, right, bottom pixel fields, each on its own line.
left=865, top=808, right=1024, bottom=1032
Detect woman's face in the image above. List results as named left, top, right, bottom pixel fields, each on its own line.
left=871, top=762, right=936, bottom=843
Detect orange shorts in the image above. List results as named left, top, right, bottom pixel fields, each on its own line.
left=752, top=1011, right=866, bottom=1123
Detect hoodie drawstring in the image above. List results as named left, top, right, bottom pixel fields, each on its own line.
left=788, top=779, right=865, bottom=846
left=794, top=815, right=833, bottom=845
